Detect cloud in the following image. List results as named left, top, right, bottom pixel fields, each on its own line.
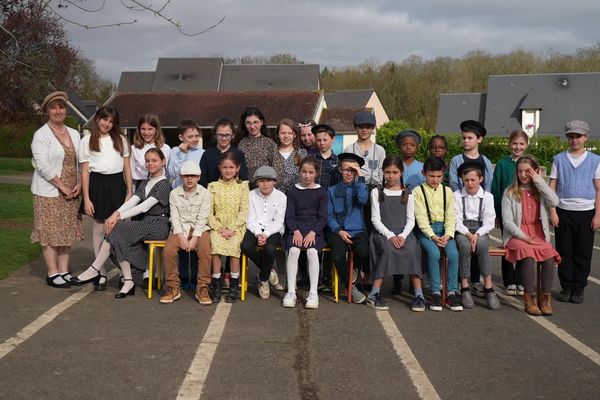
left=60, top=0, right=600, bottom=82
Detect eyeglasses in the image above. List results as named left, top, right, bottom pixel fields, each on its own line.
left=217, top=134, right=233, bottom=139
left=341, top=168, right=356, bottom=174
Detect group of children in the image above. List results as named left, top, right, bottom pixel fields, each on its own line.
left=65, top=104, right=599, bottom=316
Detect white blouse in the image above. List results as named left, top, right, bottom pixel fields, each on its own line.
left=130, top=143, right=171, bottom=180
left=79, top=134, right=130, bottom=174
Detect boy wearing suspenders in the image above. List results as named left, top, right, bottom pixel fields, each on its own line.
left=453, top=161, right=500, bottom=310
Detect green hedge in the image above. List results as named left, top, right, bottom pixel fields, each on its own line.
left=376, top=120, right=599, bottom=171
left=0, top=115, right=80, bottom=158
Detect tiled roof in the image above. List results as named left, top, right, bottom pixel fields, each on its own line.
left=325, top=89, right=374, bottom=108
left=100, top=91, right=322, bottom=128
left=319, top=107, right=369, bottom=133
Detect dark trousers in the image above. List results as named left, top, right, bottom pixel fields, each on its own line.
left=326, top=231, right=369, bottom=286
left=241, top=230, right=281, bottom=282
left=555, top=208, right=595, bottom=290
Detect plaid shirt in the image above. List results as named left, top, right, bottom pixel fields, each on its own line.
left=316, top=152, right=339, bottom=190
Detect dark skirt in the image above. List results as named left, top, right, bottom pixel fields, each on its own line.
left=79, top=172, right=126, bottom=221
left=369, top=233, right=422, bottom=279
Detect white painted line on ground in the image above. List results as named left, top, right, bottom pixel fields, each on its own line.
left=178, top=301, right=231, bottom=400
left=376, top=311, right=441, bottom=400
left=495, top=288, right=600, bottom=367
left=588, top=276, right=600, bottom=285
left=0, top=269, right=118, bottom=360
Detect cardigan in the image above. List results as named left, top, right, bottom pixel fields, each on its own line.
left=31, top=124, right=81, bottom=197
left=501, top=176, right=559, bottom=246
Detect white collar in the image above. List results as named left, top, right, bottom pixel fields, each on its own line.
left=295, top=183, right=321, bottom=190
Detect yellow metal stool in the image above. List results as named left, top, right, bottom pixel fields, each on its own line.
left=241, top=246, right=354, bottom=303
left=144, top=240, right=166, bottom=299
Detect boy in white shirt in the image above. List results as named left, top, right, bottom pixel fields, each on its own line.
left=240, top=166, right=287, bottom=299
left=160, top=161, right=213, bottom=305
left=453, top=161, right=499, bottom=310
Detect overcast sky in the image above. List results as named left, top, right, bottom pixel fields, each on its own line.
left=60, top=0, right=600, bottom=83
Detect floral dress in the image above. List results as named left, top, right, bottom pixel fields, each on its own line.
left=208, top=179, right=249, bottom=257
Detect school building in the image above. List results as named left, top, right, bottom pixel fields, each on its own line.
left=101, top=57, right=390, bottom=152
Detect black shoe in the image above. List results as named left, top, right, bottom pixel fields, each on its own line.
left=70, top=266, right=100, bottom=285
left=557, top=289, right=572, bottom=302
left=94, top=275, right=108, bottom=291
left=115, top=279, right=136, bottom=299
left=46, top=275, right=70, bottom=288
left=226, top=278, right=239, bottom=303
left=210, top=277, right=222, bottom=303
left=140, top=277, right=159, bottom=290
left=570, top=289, right=584, bottom=304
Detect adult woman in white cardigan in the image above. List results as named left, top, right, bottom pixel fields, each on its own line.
left=31, top=91, right=83, bottom=288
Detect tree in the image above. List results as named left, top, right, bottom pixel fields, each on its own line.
left=71, top=57, right=114, bottom=104
left=0, top=1, right=79, bottom=114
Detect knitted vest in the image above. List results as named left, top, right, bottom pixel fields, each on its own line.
left=554, top=151, right=600, bottom=199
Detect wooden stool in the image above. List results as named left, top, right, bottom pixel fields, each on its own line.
left=144, top=240, right=165, bottom=299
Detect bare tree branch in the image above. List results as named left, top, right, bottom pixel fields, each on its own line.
left=123, top=0, right=225, bottom=36
left=60, top=0, right=106, bottom=13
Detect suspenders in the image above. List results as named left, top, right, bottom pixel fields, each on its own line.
left=419, top=184, right=446, bottom=225
left=462, top=195, right=484, bottom=223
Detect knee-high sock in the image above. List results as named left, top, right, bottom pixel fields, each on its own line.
left=307, top=248, right=319, bottom=294
left=286, top=247, right=301, bottom=293
left=77, top=240, right=111, bottom=281
left=118, top=260, right=134, bottom=294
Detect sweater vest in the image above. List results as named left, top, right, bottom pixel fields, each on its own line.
left=554, top=151, right=600, bottom=199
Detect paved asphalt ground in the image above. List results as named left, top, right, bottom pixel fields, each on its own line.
left=1, top=174, right=599, bottom=399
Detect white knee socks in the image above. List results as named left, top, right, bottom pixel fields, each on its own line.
left=307, top=248, right=319, bottom=294
left=286, top=247, right=301, bottom=293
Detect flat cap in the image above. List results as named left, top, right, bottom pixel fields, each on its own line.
left=253, top=165, right=278, bottom=181
left=564, top=120, right=590, bottom=136
left=395, top=129, right=422, bottom=145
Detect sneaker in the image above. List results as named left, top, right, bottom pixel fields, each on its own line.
left=516, top=285, right=525, bottom=296
left=210, top=277, right=222, bottom=303
left=461, top=289, right=474, bottom=309
left=366, top=293, right=389, bottom=311
left=505, top=284, right=517, bottom=296
left=283, top=292, right=297, bottom=308
left=410, top=296, right=426, bottom=312
left=195, top=286, right=212, bottom=306
left=351, top=268, right=359, bottom=283
left=226, top=278, right=239, bottom=303
left=471, top=282, right=485, bottom=298
left=269, top=269, right=285, bottom=291
left=305, top=292, right=319, bottom=309
left=257, top=278, right=270, bottom=299
left=446, top=293, right=463, bottom=311
left=557, top=289, right=572, bottom=302
left=159, top=288, right=181, bottom=304
left=485, top=290, right=500, bottom=310
left=430, top=293, right=443, bottom=311
left=570, top=288, right=584, bottom=304
left=351, top=284, right=366, bottom=304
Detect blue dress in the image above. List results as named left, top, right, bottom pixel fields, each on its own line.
left=284, top=184, right=328, bottom=250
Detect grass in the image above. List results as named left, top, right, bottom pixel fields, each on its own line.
left=0, top=184, right=40, bottom=279
left=0, top=157, right=34, bottom=176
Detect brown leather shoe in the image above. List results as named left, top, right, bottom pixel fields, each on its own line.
left=195, top=285, right=212, bottom=306
left=539, top=293, right=553, bottom=316
left=524, top=293, right=542, bottom=316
